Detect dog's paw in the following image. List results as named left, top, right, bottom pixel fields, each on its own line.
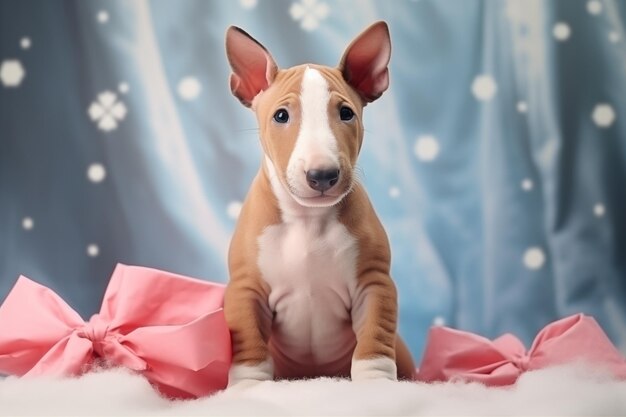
left=351, top=357, right=397, bottom=381
left=226, top=378, right=264, bottom=392
left=227, top=360, right=274, bottom=388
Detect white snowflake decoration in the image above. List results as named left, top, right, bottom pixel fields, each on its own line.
left=592, top=103, right=615, bottom=128
left=389, top=186, right=401, bottom=198
left=594, top=203, right=606, bottom=217
left=432, top=316, right=446, bottom=327
left=118, top=82, right=129, bottom=94
left=553, top=22, right=571, bottom=41
left=177, top=77, right=202, bottom=100
left=97, top=10, right=109, bottom=24
left=523, top=247, right=546, bottom=270
left=517, top=101, right=528, bottom=113
left=240, top=0, right=258, bottom=9
left=471, top=75, right=497, bottom=101
left=22, top=217, right=34, bottom=231
left=20, top=37, right=31, bottom=49
left=587, top=0, right=603, bottom=15
left=87, top=163, right=107, bottom=183
left=521, top=178, right=533, bottom=191
left=0, top=60, right=26, bottom=87
left=88, top=91, right=127, bottom=131
left=290, top=0, right=329, bottom=31
left=87, top=243, right=100, bottom=257
left=609, top=31, right=620, bottom=43
left=414, top=135, right=440, bottom=162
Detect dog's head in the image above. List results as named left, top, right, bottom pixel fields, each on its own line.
left=225, top=22, right=391, bottom=208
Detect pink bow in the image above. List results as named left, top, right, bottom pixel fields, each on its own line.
left=0, top=264, right=231, bottom=398
left=416, top=314, right=626, bottom=386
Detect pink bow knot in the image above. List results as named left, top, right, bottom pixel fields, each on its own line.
left=511, top=353, right=530, bottom=372
left=77, top=315, right=109, bottom=344
left=76, top=315, right=111, bottom=358
left=416, top=314, right=626, bottom=386
left=74, top=314, right=148, bottom=372
left=0, top=264, right=232, bottom=398
left=492, top=333, right=530, bottom=372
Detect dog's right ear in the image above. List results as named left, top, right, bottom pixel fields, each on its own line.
left=339, top=21, right=391, bottom=104
left=225, top=26, right=278, bottom=107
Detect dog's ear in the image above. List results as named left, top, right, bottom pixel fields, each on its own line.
left=338, top=21, right=391, bottom=103
left=225, top=26, right=278, bottom=107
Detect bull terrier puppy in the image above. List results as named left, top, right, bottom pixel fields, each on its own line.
left=224, top=21, right=415, bottom=385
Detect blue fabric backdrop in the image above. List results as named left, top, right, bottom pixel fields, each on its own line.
left=1, top=0, right=625, bottom=360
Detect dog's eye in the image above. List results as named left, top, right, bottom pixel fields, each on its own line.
left=339, top=106, right=354, bottom=121
left=273, top=109, right=289, bottom=123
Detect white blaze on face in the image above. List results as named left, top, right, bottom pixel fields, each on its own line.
left=287, top=67, right=339, bottom=187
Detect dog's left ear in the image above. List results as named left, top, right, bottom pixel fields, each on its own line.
left=339, top=21, right=391, bottom=103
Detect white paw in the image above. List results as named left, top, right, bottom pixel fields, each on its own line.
left=351, top=357, right=397, bottom=381
left=227, top=360, right=274, bottom=388
left=226, top=378, right=264, bottom=392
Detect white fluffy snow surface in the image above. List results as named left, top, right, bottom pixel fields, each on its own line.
left=1, top=364, right=626, bottom=416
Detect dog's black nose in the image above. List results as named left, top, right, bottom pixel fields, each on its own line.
left=306, top=169, right=340, bottom=192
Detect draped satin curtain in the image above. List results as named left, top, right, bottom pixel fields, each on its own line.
left=1, top=0, right=625, bottom=358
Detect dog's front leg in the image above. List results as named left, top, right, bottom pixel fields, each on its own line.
left=224, top=281, right=273, bottom=386
left=350, top=271, right=398, bottom=381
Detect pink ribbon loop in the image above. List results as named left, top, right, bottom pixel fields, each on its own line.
left=416, top=314, right=626, bottom=386
left=0, top=264, right=232, bottom=398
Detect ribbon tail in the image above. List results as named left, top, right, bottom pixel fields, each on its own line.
left=118, top=309, right=231, bottom=397
left=25, top=335, right=94, bottom=377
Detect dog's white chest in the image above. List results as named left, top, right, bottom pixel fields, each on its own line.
left=257, top=216, right=359, bottom=376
